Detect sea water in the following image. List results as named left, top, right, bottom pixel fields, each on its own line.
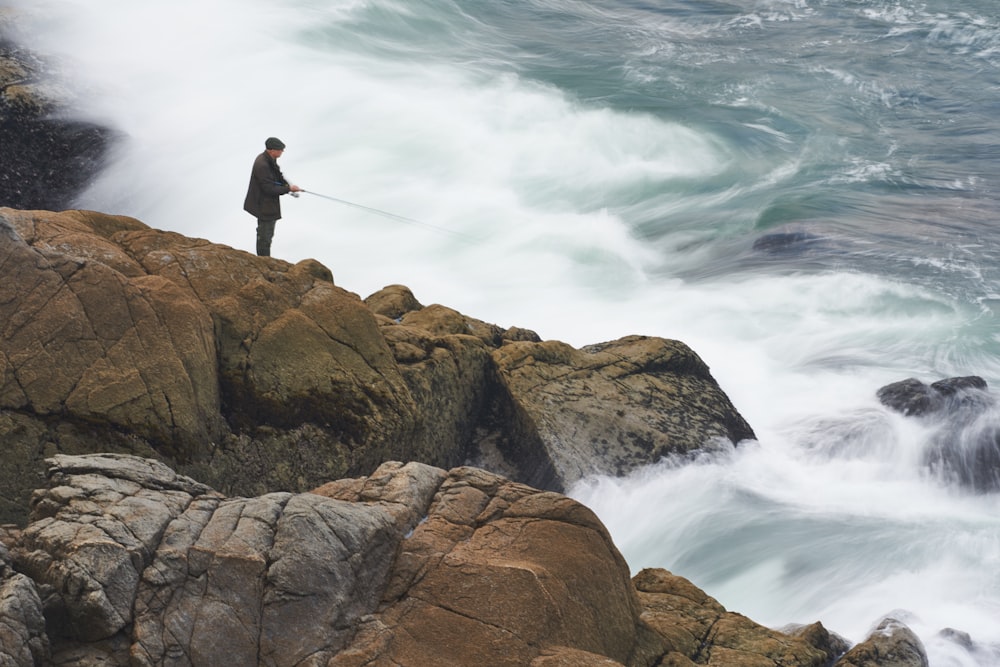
left=9, top=0, right=1000, bottom=663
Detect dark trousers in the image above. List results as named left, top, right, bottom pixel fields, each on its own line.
left=256, top=219, right=277, bottom=256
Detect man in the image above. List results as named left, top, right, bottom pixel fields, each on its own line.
left=243, top=137, right=302, bottom=256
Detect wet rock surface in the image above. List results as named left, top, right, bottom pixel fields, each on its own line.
left=877, top=376, right=1000, bottom=491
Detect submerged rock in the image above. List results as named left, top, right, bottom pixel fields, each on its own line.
left=876, top=376, right=987, bottom=417
left=876, top=376, right=1000, bottom=491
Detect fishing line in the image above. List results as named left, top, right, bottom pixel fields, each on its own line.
left=300, top=190, right=478, bottom=243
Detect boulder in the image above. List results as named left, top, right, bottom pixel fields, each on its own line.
left=833, top=617, right=929, bottom=667
left=935, top=628, right=1000, bottom=665
left=488, top=336, right=756, bottom=489
left=368, top=293, right=755, bottom=493
left=321, top=466, right=667, bottom=667
left=876, top=376, right=1000, bottom=491
left=10, top=454, right=441, bottom=664
left=0, top=209, right=418, bottom=522
left=1, top=211, right=225, bottom=453
left=363, top=283, right=423, bottom=321
left=14, top=454, right=217, bottom=642
left=876, top=376, right=987, bottom=418
left=634, top=569, right=842, bottom=666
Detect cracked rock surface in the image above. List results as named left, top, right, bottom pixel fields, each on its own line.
left=2, top=453, right=859, bottom=667
left=0, top=537, right=48, bottom=666
left=1, top=209, right=754, bottom=525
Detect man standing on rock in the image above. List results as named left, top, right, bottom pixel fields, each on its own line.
left=243, top=137, right=301, bottom=256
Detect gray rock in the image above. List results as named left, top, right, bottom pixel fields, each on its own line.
left=16, top=454, right=220, bottom=641
left=0, top=548, right=48, bottom=666
left=13, top=455, right=444, bottom=664
left=876, top=376, right=1000, bottom=491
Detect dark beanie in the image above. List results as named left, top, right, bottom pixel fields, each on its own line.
left=265, top=137, right=286, bottom=150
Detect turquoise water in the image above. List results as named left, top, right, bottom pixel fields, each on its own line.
left=12, top=0, right=1000, bottom=662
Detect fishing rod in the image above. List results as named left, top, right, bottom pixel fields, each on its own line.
left=299, top=189, right=478, bottom=243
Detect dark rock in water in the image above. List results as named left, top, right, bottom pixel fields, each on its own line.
left=874, top=376, right=987, bottom=417
left=0, top=38, right=116, bottom=210
left=877, top=376, right=1000, bottom=491
left=937, top=628, right=1000, bottom=665
left=877, top=378, right=941, bottom=417
left=752, top=230, right=823, bottom=254
left=930, top=375, right=988, bottom=396
left=877, top=376, right=988, bottom=417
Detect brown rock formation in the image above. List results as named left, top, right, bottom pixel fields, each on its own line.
left=490, top=336, right=756, bottom=488
left=834, top=617, right=929, bottom=667
left=2, top=453, right=846, bottom=667
left=318, top=466, right=664, bottom=667
left=635, top=569, right=848, bottom=666
left=368, top=286, right=755, bottom=491
left=1, top=208, right=753, bottom=524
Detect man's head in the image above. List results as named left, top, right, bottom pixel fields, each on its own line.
left=265, top=137, right=286, bottom=157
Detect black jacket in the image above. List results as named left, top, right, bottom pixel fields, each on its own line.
left=243, top=151, right=290, bottom=220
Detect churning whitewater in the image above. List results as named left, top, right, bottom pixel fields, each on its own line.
left=11, top=0, right=1000, bottom=663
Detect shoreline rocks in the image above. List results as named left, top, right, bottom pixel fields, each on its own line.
left=0, top=16, right=972, bottom=665
left=1, top=207, right=754, bottom=526
left=2, top=453, right=861, bottom=667
left=877, top=376, right=1000, bottom=491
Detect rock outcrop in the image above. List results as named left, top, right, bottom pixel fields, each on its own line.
left=1, top=453, right=850, bottom=667
left=634, top=569, right=848, bottom=666
left=370, top=290, right=756, bottom=491
left=834, top=617, right=929, bottom=667
left=0, top=207, right=754, bottom=524
left=877, top=376, right=1000, bottom=491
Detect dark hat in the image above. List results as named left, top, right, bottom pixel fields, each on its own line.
left=265, top=137, right=286, bottom=150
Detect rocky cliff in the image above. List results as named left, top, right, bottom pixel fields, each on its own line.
left=0, top=207, right=755, bottom=525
